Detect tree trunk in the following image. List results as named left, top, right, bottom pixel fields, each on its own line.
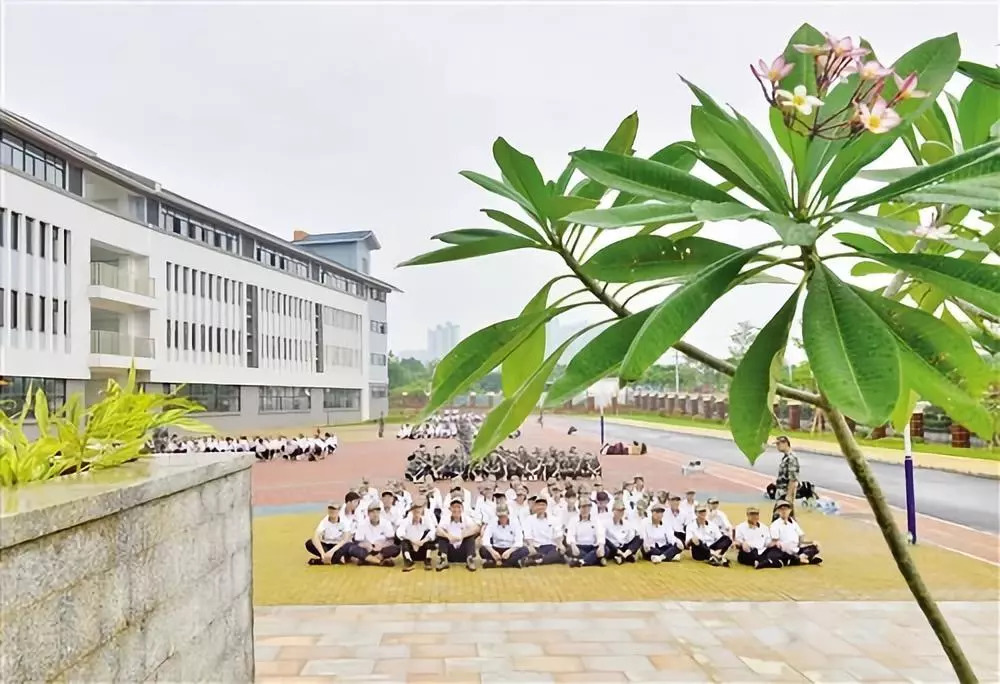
left=825, top=405, right=978, bottom=683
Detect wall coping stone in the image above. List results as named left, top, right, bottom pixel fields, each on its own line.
left=0, top=452, right=253, bottom=549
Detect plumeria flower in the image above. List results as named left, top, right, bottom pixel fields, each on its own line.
left=894, top=72, right=928, bottom=100
left=912, top=225, right=951, bottom=240
left=817, top=54, right=857, bottom=83
left=856, top=98, right=902, bottom=134
left=752, top=56, right=795, bottom=84
left=823, top=33, right=870, bottom=59
left=858, top=60, right=892, bottom=81
left=776, top=85, right=824, bottom=116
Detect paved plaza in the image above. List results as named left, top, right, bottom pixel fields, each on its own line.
left=249, top=422, right=1000, bottom=681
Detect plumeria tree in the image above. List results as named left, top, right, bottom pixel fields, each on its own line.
left=401, top=24, right=998, bottom=681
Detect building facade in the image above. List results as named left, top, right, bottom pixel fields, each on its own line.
left=427, top=322, right=460, bottom=362
left=0, top=109, right=396, bottom=433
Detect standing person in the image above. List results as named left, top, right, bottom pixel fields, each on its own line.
left=734, top=506, right=783, bottom=569
left=537, top=410, right=544, bottom=429
left=772, top=435, right=800, bottom=521
left=305, top=503, right=354, bottom=565
left=396, top=502, right=436, bottom=572
left=377, top=413, right=385, bottom=438
left=435, top=499, right=481, bottom=572
left=686, top=504, right=732, bottom=567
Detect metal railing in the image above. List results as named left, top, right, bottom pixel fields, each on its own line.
left=90, top=330, right=155, bottom=358
left=89, top=262, right=155, bottom=297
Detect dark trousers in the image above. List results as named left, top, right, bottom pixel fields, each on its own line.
left=530, top=543, right=565, bottom=565
left=572, top=543, right=603, bottom=566
left=401, top=539, right=433, bottom=564
left=690, top=535, right=733, bottom=561
left=737, top=547, right=784, bottom=568
left=479, top=546, right=530, bottom=567
left=347, top=542, right=400, bottom=563
left=606, top=537, right=642, bottom=562
left=646, top=543, right=682, bottom=561
left=437, top=535, right=476, bottom=562
left=673, top=530, right=686, bottom=544
left=304, top=540, right=349, bottom=564
left=780, top=543, right=821, bottom=565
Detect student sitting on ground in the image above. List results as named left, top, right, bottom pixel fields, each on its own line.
left=348, top=502, right=400, bottom=567
left=686, top=503, right=732, bottom=567
left=435, top=498, right=481, bottom=572
left=396, top=501, right=436, bottom=572
left=305, top=502, right=354, bottom=565
left=604, top=499, right=642, bottom=563
left=566, top=499, right=607, bottom=567
left=480, top=504, right=530, bottom=568
left=734, top=506, right=783, bottom=569
left=641, top=503, right=683, bottom=563
left=524, top=497, right=566, bottom=566
left=771, top=500, right=823, bottom=566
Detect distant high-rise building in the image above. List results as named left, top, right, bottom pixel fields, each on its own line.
left=546, top=319, right=602, bottom=359
left=427, top=322, right=460, bottom=361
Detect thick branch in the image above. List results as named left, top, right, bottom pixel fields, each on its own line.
left=556, top=245, right=823, bottom=406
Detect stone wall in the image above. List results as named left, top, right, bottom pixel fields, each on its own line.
left=0, top=452, right=255, bottom=682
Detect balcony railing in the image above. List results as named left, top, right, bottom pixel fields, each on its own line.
left=90, top=262, right=155, bottom=297
left=90, top=330, right=155, bottom=358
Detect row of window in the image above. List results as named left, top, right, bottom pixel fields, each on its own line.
left=370, top=383, right=389, bottom=399
left=370, top=320, right=387, bottom=334
left=371, top=353, right=388, bottom=366
left=321, top=305, right=361, bottom=331
left=259, top=385, right=312, bottom=412
left=0, top=289, right=67, bottom=334
left=0, top=131, right=68, bottom=190
left=324, top=388, right=361, bottom=410
left=0, top=208, right=72, bottom=263
left=165, top=262, right=242, bottom=304
left=162, top=206, right=240, bottom=255
left=0, top=377, right=68, bottom=414
left=324, top=344, right=363, bottom=369
left=168, top=383, right=241, bottom=413
left=166, top=319, right=241, bottom=356
left=255, top=244, right=309, bottom=279
left=262, top=288, right=311, bottom=320
left=263, top=335, right=312, bottom=363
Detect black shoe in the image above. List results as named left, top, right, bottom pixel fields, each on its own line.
left=380, top=558, right=396, bottom=568
left=308, top=558, right=323, bottom=566
left=466, top=557, right=477, bottom=572
left=516, top=557, right=527, bottom=568
left=437, top=558, right=449, bottom=572
left=403, top=562, right=415, bottom=572
left=810, top=556, right=823, bottom=565
left=424, top=560, right=433, bottom=572
left=483, top=559, right=497, bottom=568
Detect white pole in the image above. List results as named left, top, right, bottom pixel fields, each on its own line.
left=674, top=350, right=680, bottom=394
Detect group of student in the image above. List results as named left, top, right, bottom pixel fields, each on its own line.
left=154, top=432, right=339, bottom=460
left=395, top=410, right=484, bottom=440
left=404, top=444, right=603, bottom=483
left=305, top=474, right=822, bottom=572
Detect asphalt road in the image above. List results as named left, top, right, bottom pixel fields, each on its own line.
left=552, top=416, right=1000, bottom=534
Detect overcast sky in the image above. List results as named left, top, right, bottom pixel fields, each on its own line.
left=3, top=1, right=996, bottom=360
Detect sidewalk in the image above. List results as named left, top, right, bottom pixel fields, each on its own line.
left=602, top=416, right=1000, bottom=479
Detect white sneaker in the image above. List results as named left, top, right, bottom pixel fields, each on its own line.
left=651, top=555, right=664, bottom=564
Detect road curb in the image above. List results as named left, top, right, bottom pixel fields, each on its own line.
left=599, top=418, right=1000, bottom=482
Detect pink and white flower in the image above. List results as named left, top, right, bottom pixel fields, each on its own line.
left=858, top=60, right=892, bottom=81
left=817, top=54, right=857, bottom=83
left=912, top=225, right=951, bottom=240
left=855, top=98, right=902, bottom=134
left=752, top=56, right=795, bottom=84
left=776, top=85, right=824, bottom=116
left=824, top=33, right=870, bottom=59
left=893, top=73, right=928, bottom=100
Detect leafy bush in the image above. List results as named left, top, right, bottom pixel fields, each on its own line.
left=0, top=369, right=210, bottom=486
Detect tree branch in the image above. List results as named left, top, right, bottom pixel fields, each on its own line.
left=556, top=245, right=824, bottom=406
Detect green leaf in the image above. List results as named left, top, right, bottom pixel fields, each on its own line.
left=897, top=348, right=994, bottom=439
left=889, top=389, right=919, bottom=433
left=691, top=201, right=759, bottom=221
left=432, top=228, right=517, bottom=244
left=914, top=101, right=954, bottom=148
left=581, top=235, right=739, bottom=282
left=621, top=248, right=759, bottom=380
left=838, top=212, right=989, bottom=253
left=920, top=141, right=953, bottom=165
left=957, top=61, right=1000, bottom=90
left=611, top=142, right=699, bottom=207
left=482, top=209, right=546, bottom=243
left=958, top=81, right=1000, bottom=149
left=764, top=214, right=818, bottom=246
left=691, top=202, right=817, bottom=245
left=857, top=167, right=921, bottom=183
left=729, top=290, right=799, bottom=463
left=852, top=288, right=992, bottom=395
left=545, top=308, right=654, bottom=405
left=903, top=177, right=1000, bottom=211
left=460, top=171, right=538, bottom=220
left=398, top=235, right=539, bottom=267
left=603, top=111, right=639, bottom=155
left=835, top=232, right=891, bottom=254
left=571, top=149, right=735, bottom=206
left=819, top=34, right=961, bottom=201
left=851, top=261, right=897, bottom=277
left=565, top=202, right=695, bottom=229
left=545, top=195, right=599, bottom=220
left=857, top=252, right=1000, bottom=316
left=844, top=140, right=1000, bottom=211
left=802, top=265, right=900, bottom=425
left=492, top=138, right=549, bottom=220
left=769, top=107, right=808, bottom=188
left=502, top=281, right=556, bottom=397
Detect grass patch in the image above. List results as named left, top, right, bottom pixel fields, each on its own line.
left=579, top=411, right=999, bottom=462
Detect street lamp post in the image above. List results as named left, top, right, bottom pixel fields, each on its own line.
left=904, top=423, right=917, bottom=544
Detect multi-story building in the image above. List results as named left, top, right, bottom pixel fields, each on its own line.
left=426, top=322, right=460, bottom=362
left=0, top=109, right=396, bottom=433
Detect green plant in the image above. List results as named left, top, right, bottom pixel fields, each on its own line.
left=0, top=369, right=210, bottom=486
left=401, top=25, right=998, bottom=682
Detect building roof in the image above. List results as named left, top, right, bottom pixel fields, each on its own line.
left=293, top=230, right=382, bottom=251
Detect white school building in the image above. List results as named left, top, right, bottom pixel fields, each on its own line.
left=0, top=109, right=395, bottom=433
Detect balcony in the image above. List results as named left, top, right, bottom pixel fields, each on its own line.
left=89, top=330, right=155, bottom=370
left=89, top=262, right=157, bottom=311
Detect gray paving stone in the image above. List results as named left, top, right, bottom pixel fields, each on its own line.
left=301, top=658, right=377, bottom=676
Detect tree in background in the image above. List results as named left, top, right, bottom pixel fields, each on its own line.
left=402, top=25, right=998, bottom=681
left=727, top=320, right=760, bottom=362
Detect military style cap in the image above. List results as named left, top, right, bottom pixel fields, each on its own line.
left=612, top=500, right=627, bottom=510
left=707, top=497, right=720, bottom=505
left=367, top=502, right=381, bottom=511
left=496, top=505, right=510, bottom=516
left=327, top=502, right=339, bottom=510
left=578, top=498, right=593, bottom=507
left=450, top=497, right=464, bottom=506
left=669, top=494, right=681, bottom=501
left=775, top=499, right=792, bottom=509
left=746, top=506, right=760, bottom=514
left=651, top=503, right=666, bottom=512
left=695, top=504, right=708, bottom=513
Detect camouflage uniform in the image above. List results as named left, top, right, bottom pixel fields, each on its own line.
left=772, top=450, right=800, bottom=520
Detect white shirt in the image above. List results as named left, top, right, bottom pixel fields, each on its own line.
left=735, top=521, right=771, bottom=553
left=482, top=519, right=524, bottom=549
left=708, top=509, right=732, bottom=533
left=679, top=500, right=698, bottom=519
left=354, top=516, right=396, bottom=545
left=524, top=514, right=563, bottom=546
left=438, top=515, right=476, bottom=543
left=380, top=503, right=402, bottom=528
left=340, top=503, right=367, bottom=527
left=686, top=519, right=725, bottom=546
left=605, top=518, right=637, bottom=546
left=396, top=514, right=435, bottom=543
left=664, top=508, right=691, bottom=534
left=566, top=516, right=605, bottom=548
left=315, top=516, right=351, bottom=544
left=509, top=500, right=531, bottom=527
left=594, top=507, right=613, bottom=529
left=641, top=519, right=678, bottom=550
left=770, top=518, right=805, bottom=554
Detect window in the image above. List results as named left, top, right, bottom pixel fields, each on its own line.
left=52, top=299, right=59, bottom=334
left=166, top=319, right=172, bottom=348
left=25, top=218, right=33, bottom=255
left=63, top=229, right=70, bottom=264
left=370, top=383, right=389, bottom=399
left=321, top=306, right=361, bottom=330
left=370, top=353, right=387, bottom=366
left=39, top=296, right=46, bottom=332
left=10, top=212, right=19, bottom=250
left=39, top=223, right=47, bottom=258
left=0, top=377, right=67, bottom=414
left=258, top=386, right=311, bottom=412
left=0, top=131, right=66, bottom=190
left=24, top=293, right=33, bottom=331
left=166, top=262, right=173, bottom=291
left=168, top=384, right=241, bottom=413
left=51, top=225, right=59, bottom=261
left=10, top=290, right=18, bottom=328
left=0, top=287, right=4, bottom=327
left=200, top=324, right=206, bottom=351
left=370, top=320, right=387, bottom=334
left=182, top=267, right=189, bottom=294
left=182, top=322, right=189, bottom=350
left=324, top=388, right=361, bottom=410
